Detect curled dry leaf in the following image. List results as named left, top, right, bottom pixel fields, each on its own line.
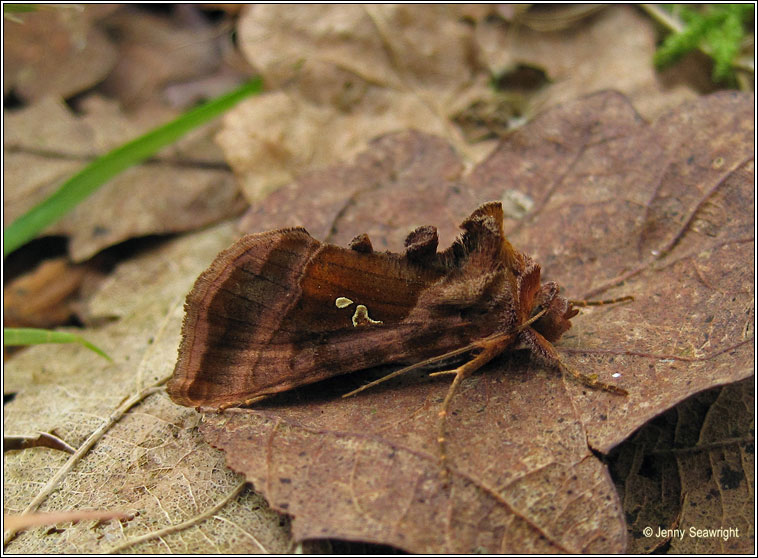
left=197, top=90, right=753, bottom=553
left=239, top=4, right=481, bottom=97
left=98, top=7, right=227, bottom=109
left=611, top=377, right=754, bottom=554
left=3, top=258, right=87, bottom=328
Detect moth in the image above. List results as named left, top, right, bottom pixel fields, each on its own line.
left=168, top=202, right=628, bottom=471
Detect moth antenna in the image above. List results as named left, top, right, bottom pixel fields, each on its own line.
left=521, top=307, right=548, bottom=328
left=569, top=295, right=633, bottom=307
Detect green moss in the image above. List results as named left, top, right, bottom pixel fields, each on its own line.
left=653, top=4, right=754, bottom=83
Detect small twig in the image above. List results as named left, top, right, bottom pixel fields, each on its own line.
left=4, top=431, right=76, bottom=454
left=641, top=3, right=684, bottom=33
left=3, top=510, right=130, bottom=534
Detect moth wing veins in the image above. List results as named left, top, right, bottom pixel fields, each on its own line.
left=168, top=228, right=322, bottom=408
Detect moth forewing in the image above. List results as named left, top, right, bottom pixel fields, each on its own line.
left=168, top=201, right=627, bottom=443
left=169, top=207, right=508, bottom=408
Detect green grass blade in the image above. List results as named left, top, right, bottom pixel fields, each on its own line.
left=3, top=4, right=39, bottom=14
left=4, top=77, right=263, bottom=256
left=4, top=327, right=113, bottom=361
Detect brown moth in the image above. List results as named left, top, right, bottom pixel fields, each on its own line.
left=167, top=202, right=627, bottom=469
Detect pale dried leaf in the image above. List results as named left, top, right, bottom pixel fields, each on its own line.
left=218, top=4, right=492, bottom=201
left=475, top=5, right=698, bottom=120
left=612, top=378, right=754, bottom=553
left=3, top=5, right=118, bottom=101
left=670, top=381, right=754, bottom=554
left=3, top=223, right=291, bottom=553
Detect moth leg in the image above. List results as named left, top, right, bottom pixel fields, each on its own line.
left=205, top=393, right=269, bottom=412
left=569, top=295, right=633, bottom=307
left=521, top=327, right=628, bottom=395
left=559, top=361, right=628, bottom=395
left=435, top=334, right=516, bottom=482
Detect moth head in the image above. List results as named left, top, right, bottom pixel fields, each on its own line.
left=530, top=281, right=579, bottom=342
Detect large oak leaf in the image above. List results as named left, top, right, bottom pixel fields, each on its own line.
left=200, top=91, right=753, bottom=553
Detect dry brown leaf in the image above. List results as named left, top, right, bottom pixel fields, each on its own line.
left=98, top=7, right=227, bottom=109
left=3, top=223, right=292, bottom=553
left=238, top=130, right=465, bottom=239
left=4, top=97, right=246, bottom=262
left=197, top=91, right=753, bottom=553
left=474, top=5, right=698, bottom=120
left=3, top=5, right=118, bottom=101
left=611, top=378, right=754, bottom=553
left=218, top=5, right=701, bottom=208
left=218, top=4, right=492, bottom=201
left=4, top=89, right=751, bottom=553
